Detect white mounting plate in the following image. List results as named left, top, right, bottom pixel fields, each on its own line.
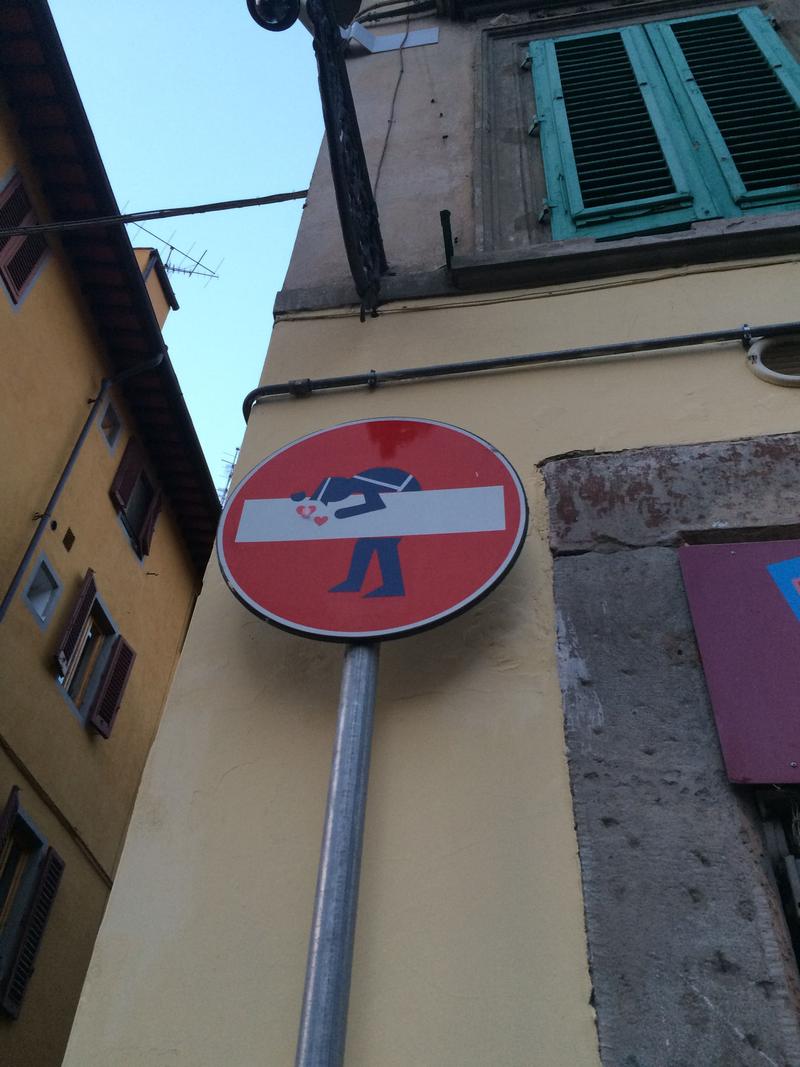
left=342, top=22, right=439, bottom=53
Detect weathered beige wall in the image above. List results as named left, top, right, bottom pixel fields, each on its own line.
left=284, top=1, right=800, bottom=296
left=283, top=17, right=476, bottom=292
left=63, top=257, right=800, bottom=1065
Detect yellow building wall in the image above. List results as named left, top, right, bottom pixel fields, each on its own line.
left=0, top=103, right=200, bottom=1065
left=134, top=247, right=172, bottom=330
left=64, top=256, right=799, bottom=1066
left=0, top=106, right=198, bottom=872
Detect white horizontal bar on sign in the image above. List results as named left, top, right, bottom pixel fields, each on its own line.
left=236, top=486, right=506, bottom=543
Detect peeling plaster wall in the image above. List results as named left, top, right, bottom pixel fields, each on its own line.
left=280, top=0, right=800, bottom=307
left=544, top=435, right=800, bottom=1067
left=282, top=17, right=476, bottom=294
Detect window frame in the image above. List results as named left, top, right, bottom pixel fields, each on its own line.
left=99, top=401, right=121, bottom=452
left=53, top=570, right=137, bottom=738
left=530, top=24, right=719, bottom=239
left=22, top=554, right=62, bottom=631
left=109, top=437, right=162, bottom=559
left=0, top=787, right=64, bottom=1020
left=528, top=5, right=800, bottom=241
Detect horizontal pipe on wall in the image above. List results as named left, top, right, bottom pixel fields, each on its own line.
left=242, top=320, right=800, bottom=421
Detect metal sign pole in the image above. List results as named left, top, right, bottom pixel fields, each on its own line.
left=218, top=418, right=527, bottom=1060
left=295, top=641, right=380, bottom=1067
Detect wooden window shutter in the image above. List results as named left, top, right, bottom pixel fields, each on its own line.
left=0, top=786, right=20, bottom=856
left=138, top=490, right=162, bottom=556
left=0, top=847, right=64, bottom=1019
left=651, top=8, right=800, bottom=211
left=109, top=437, right=143, bottom=511
left=53, top=569, right=96, bottom=675
left=0, top=174, right=47, bottom=303
left=4, top=236, right=47, bottom=298
left=529, top=26, right=716, bottom=239
left=0, top=176, right=30, bottom=247
left=87, top=635, right=136, bottom=738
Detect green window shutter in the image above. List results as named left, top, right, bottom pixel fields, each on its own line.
left=650, top=7, right=800, bottom=213
left=530, top=26, right=717, bottom=240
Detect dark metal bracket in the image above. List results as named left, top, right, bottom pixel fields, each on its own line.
left=307, top=0, right=388, bottom=319
left=247, top=0, right=388, bottom=318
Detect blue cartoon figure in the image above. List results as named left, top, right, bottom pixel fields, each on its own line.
left=291, top=468, right=421, bottom=597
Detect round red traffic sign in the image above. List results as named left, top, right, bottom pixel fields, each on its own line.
left=217, top=418, right=528, bottom=641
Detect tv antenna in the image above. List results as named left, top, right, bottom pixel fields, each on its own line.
left=130, top=221, right=222, bottom=285
left=218, top=447, right=241, bottom=504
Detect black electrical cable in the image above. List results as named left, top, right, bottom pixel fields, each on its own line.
left=0, top=189, right=309, bottom=240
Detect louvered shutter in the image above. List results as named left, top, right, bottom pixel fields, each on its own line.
left=0, top=847, right=64, bottom=1019
left=0, top=786, right=20, bottom=856
left=53, top=569, right=96, bottom=675
left=650, top=9, right=800, bottom=213
left=530, top=26, right=716, bottom=239
left=87, top=635, right=136, bottom=738
left=109, top=437, right=143, bottom=511
left=0, top=174, right=47, bottom=304
left=4, top=236, right=48, bottom=297
left=138, top=489, right=162, bottom=556
left=0, top=177, right=30, bottom=254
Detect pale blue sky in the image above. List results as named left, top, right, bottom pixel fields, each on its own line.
left=49, top=1, right=324, bottom=494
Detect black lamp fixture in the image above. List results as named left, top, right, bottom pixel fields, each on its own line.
left=247, top=0, right=361, bottom=33
left=247, top=0, right=300, bottom=32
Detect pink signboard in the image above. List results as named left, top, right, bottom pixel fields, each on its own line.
left=680, top=539, right=800, bottom=784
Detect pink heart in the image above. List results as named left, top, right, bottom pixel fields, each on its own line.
left=314, top=516, right=328, bottom=526
left=296, top=504, right=316, bottom=518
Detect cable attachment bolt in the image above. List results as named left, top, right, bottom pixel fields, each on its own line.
left=741, top=323, right=753, bottom=351
left=367, top=369, right=378, bottom=390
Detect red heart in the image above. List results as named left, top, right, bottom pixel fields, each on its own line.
left=314, top=516, right=328, bottom=526
left=296, top=504, right=316, bottom=518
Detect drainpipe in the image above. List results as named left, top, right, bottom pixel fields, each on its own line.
left=0, top=350, right=165, bottom=624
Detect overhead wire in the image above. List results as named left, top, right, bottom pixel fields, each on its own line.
left=0, top=188, right=309, bottom=240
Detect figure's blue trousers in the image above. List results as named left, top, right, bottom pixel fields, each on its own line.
left=330, top=538, right=404, bottom=596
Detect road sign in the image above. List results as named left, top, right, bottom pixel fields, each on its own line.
left=217, top=417, right=528, bottom=641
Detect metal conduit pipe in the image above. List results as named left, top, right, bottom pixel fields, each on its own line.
left=0, top=350, right=165, bottom=625
left=242, top=320, right=800, bottom=421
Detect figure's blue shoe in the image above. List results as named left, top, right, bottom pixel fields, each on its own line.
left=363, top=585, right=404, bottom=598
left=329, top=580, right=362, bottom=593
